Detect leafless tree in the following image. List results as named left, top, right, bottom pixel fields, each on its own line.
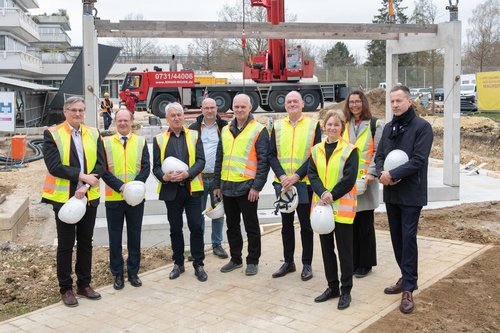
left=464, top=0, right=500, bottom=71
left=111, top=13, right=158, bottom=61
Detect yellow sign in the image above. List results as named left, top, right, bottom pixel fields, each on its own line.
left=477, top=71, right=500, bottom=111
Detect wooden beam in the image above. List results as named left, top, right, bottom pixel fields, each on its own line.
left=94, top=19, right=437, bottom=40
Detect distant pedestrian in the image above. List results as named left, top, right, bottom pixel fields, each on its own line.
left=374, top=85, right=433, bottom=314
left=101, top=92, right=113, bottom=130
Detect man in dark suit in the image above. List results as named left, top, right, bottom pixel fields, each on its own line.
left=102, top=109, right=150, bottom=290
left=152, top=102, right=207, bottom=282
left=42, top=96, right=106, bottom=307
left=375, top=85, right=433, bottom=314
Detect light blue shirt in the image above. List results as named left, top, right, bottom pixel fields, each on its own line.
left=200, top=120, right=219, bottom=173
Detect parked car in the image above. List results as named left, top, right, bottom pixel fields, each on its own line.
left=460, top=84, right=477, bottom=112
left=434, top=88, right=444, bottom=101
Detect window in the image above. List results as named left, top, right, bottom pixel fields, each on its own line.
left=0, top=36, right=5, bottom=51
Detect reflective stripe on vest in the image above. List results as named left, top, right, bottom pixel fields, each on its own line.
left=155, top=128, right=203, bottom=194
left=221, top=120, right=264, bottom=182
left=274, top=116, right=317, bottom=185
left=311, top=138, right=357, bottom=224
left=343, top=120, right=375, bottom=179
left=42, top=122, right=100, bottom=203
left=103, top=133, right=145, bottom=201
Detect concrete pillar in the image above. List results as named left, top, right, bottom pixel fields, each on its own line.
left=82, top=3, right=99, bottom=128
left=385, top=44, right=399, bottom=122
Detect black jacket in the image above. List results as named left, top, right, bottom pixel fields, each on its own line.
left=214, top=114, right=270, bottom=196
left=374, top=107, right=433, bottom=206
left=188, top=113, right=228, bottom=133
left=152, top=128, right=205, bottom=201
left=42, top=124, right=106, bottom=208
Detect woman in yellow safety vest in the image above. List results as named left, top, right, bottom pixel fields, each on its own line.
left=343, top=90, right=384, bottom=278
left=308, top=109, right=359, bottom=310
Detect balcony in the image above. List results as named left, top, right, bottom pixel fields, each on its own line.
left=33, top=15, right=70, bottom=31
left=0, top=50, right=43, bottom=76
left=36, top=33, right=72, bottom=48
left=16, top=0, right=39, bottom=10
left=0, top=8, right=40, bottom=42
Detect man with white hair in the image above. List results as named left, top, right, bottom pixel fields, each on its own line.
left=152, top=102, right=207, bottom=282
left=214, top=94, right=269, bottom=276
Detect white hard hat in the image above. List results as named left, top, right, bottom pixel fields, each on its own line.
left=122, top=181, right=146, bottom=206
left=203, top=199, right=224, bottom=219
left=161, top=156, right=189, bottom=174
left=356, top=177, right=367, bottom=196
left=58, top=196, right=87, bottom=224
left=384, top=149, right=409, bottom=171
left=310, top=203, right=335, bottom=234
left=273, top=186, right=299, bottom=214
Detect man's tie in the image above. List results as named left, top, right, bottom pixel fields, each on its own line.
left=122, top=136, right=127, bottom=149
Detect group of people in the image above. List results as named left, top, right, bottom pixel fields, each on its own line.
left=42, top=85, right=432, bottom=315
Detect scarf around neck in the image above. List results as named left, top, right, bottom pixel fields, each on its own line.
left=389, top=106, right=416, bottom=140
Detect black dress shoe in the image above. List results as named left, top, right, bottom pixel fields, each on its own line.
left=354, top=267, right=372, bottom=278
left=272, top=262, right=296, bottom=278
left=194, top=266, right=208, bottom=282
left=337, top=293, right=351, bottom=310
left=76, top=286, right=101, bottom=300
left=301, top=265, right=313, bottom=281
left=314, top=288, right=340, bottom=303
left=113, top=275, right=124, bottom=290
left=169, top=264, right=185, bottom=280
left=128, top=275, right=142, bottom=287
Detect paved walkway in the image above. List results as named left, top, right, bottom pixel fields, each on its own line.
left=0, top=227, right=490, bottom=333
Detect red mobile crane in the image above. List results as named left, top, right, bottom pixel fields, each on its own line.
left=243, top=0, right=314, bottom=83
left=119, top=0, right=346, bottom=116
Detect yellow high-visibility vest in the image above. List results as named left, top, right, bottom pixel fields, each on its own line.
left=42, top=122, right=100, bottom=203
left=155, top=128, right=203, bottom=193
left=311, top=138, right=357, bottom=224
left=221, top=120, right=264, bottom=182
left=343, top=120, right=375, bottom=179
left=274, top=116, right=317, bottom=184
left=103, top=133, right=146, bottom=201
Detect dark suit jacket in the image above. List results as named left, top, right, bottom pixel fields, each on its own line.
left=102, top=136, right=151, bottom=208
left=42, top=122, right=106, bottom=208
left=152, top=129, right=205, bottom=202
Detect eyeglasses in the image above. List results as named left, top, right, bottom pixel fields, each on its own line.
left=348, top=100, right=362, bottom=105
left=67, top=108, right=85, bottom=114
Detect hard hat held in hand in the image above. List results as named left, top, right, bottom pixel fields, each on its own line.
left=58, top=196, right=87, bottom=224
left=203, top=199, right=224, bottom=219
left=310, top=203, right=335, bottom=234
left=273, top=186, right=299, bottom=214
left=161, top=156, right=189, bottom=174
left=122, top=181, right=146, bottom=206
left=384, top=149, right=409, bottom=171
left=356, top=177, right=367, bottom=196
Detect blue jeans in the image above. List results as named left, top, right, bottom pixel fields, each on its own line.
left=201, top=176, right=225, bottom=247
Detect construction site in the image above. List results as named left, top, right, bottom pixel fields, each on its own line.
left=0, top=0, right=499, bottom=332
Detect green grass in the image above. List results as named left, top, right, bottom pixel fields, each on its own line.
left=475, top=111, right=500, bottom=121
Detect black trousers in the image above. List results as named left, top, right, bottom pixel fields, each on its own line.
left=319, top=222, right=353, bottom=294
left=353, top=209, right=377, bottom=270
left=54, top=204, right=97, bottom=293
left=103, top=111, right=112, bottom=130
left=223, top=194, right=261, bottom=265
left=280, top=201, right=314, bottom=265
left=165, top=187, right=204, bottom=267
left=386, top=203, right=422, bottom=292
left=106, top=200, right=144, bottom=277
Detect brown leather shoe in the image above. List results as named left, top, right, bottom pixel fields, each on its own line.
left=77, top=286, right=101, bottom=300
left=384, top=277, right=403, bottom=294
left=400, top=291, right=415, bottom=314
left=61, top=289, right=78, bottom=307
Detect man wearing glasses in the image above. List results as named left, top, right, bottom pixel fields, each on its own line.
left=42, top=96, right=106, bottom=307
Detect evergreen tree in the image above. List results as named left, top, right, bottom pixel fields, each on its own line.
left=365, top=0, right=410, bottom=67
left=323, top=42, right=357, bottom=67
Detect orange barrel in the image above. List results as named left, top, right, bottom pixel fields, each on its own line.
left=11, top=135, right=27, bottom=160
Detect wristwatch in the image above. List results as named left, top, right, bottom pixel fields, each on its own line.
left=85, top=183, right=91, bottom=189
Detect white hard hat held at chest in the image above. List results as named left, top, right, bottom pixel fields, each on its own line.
left=384, top=149, right=409, bottom=171
left=122, top=181, right=146, bottom=206
left=310, top=203, right=335, bottom=234
left=58, top=196, right=87, bottom=224
left=161, top=156, right=189, bottom=174
left=203, top=199, right=224, bottom=219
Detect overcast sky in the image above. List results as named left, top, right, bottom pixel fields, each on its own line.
left=30, top=0, right=486, bottom=61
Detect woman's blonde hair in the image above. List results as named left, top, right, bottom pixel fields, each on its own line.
left=323, top=109, right=346, bottom=133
